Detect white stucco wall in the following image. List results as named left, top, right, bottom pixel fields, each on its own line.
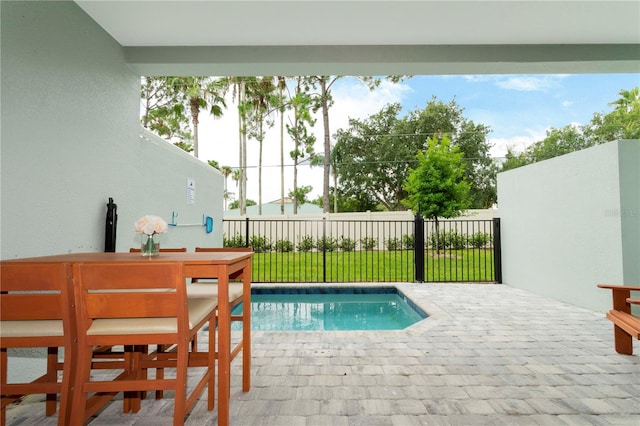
left=1, top=1, right=224, bottom=260
left=497, top=140, right=639, bottom=313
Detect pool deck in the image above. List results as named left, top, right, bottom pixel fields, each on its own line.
left=6, top=283, right=640, bottom=425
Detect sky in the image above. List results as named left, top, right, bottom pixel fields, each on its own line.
left=197, top=73, right=639, bottom=206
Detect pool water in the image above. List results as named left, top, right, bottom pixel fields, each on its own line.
left=231, top=287, right=427, bottom=331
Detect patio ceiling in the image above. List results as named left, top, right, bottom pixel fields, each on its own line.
left=75, top=0, right=639, bottom=75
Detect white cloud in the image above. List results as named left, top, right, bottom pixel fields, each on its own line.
left=489, top=127, right=547, bottom=158
left=463, top=74, right=570, bottom=92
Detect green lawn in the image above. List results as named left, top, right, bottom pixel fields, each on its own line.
left=249, top=249, right=495, bottom=283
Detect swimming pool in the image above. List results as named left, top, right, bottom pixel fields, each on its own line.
left=232, top=287, right=427, bottom=331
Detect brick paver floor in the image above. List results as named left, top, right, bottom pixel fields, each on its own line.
left=6, top=283, right=639, bottom=425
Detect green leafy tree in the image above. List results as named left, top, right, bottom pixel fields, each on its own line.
left=398, top=97, right=494, bottom=208
left=140, top=76, right=192, bottom=149
left=333, top=103, right=407, bottom=210
left=288, top=185, right=313, bottom=206
left=334, top=98, right=494, bottom=211
left=228, top=199, right=256, bottom=210
left=403, top=136, right=470, bottom=254
left=501, top=87, right=639, bottom=172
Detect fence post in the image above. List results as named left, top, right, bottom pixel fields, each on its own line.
left=322, top=217, right=327, bottom=282
left=245, top=217, right=250, bottom=248
left=492, top=217, right=502, bottom=283
left=414, top=213, right=425, bottom=283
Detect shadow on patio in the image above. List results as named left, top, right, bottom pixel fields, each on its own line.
left=6, top=283, right=639, bottom=425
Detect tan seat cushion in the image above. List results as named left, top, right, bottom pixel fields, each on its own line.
left=0, top=320, right=64, bottom=338
left=87, top=297, right=218, bottom=335
left=187, top=282, right=244, bottom=302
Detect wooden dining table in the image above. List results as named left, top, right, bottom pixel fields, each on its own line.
left=2, top=251, right=253, bottom=426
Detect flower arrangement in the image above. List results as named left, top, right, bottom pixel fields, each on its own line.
left=134, top=215, right=168, bottom=236
left=134, top=215, right=168, bottom=256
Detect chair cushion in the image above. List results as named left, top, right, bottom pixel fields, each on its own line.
left=0, top=320, right=64, bottom=338
left=187, top=282, right=244, bottom=301
left=87, top=297, right=218, bottom=335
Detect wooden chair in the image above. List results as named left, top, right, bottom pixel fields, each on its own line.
left=0, top=262, right=74, bottom=426
left=69, top=261, right=217, bottom=425
left=598, top=284, right=640, bottom=355
left=94, top=248, right=189, bottom=401
left=192, top=247, right=252, bottom=397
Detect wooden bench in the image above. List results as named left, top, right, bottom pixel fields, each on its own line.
left=598, top=284, right=640, bottom=355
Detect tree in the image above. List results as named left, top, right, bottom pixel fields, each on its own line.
left=403, top=136, right=470, bottom=254
left=288, top=185, right=312, bottom=206
left=171, top=77, right=226, bottom=158
left=228, top=199, right=256, bottom=210
left=140, top=76, right=192, bottom=149
left=219, top=165, right=233, bottom=210
left=287, top=77, right=317, bottom=214
left=333, top=97, right=495, bottom=211
left=245, top=77, right=277, bottom=214
left=399, top=97, right=494, bottom=208
left=305, top=76, right=397, bottom=212
left=333, top=103, right=407, bottom=210
left=501, top=87, right=639, bottom=172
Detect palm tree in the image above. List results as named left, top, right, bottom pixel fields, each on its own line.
left=245, top=77, right=277, bottom=215
left=224, top=77, right=252, bottom=215
left=220, top=165, right=233, bottom=210
left=173, top=77, right=226, bottom=158
left=276, top=76, right=288, bottom=215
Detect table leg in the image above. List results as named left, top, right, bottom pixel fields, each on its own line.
left=242, top=261, right=251, bottom=392
left=217, top=272, right=230, bottom=426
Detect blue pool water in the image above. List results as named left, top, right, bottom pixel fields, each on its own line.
left=231, top=287, right=427, bottom=331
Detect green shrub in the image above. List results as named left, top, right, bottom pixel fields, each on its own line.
left=249, top=235, right=271, bottom=253
left=402, top=234, right=414, bottom=250
left=339, top=237, right=357, bottom=252
left=316, top=236, right=339, bottom=252
left=468, top=232, right=492, bottom=248
left=385, top=237, right=402, bottom=251
left=296, top=236, right=315, bottom=252
left=360, top=237, right=377, bottom=251
left=224, top=234, right=246, bottom=248
left=274, top=239, right=294, bottom=252
left=429, top=231, right=466, bottom=250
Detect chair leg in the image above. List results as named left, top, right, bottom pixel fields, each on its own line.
left=1, top=348, right=7, bottom=426
left=208, top=317, right=216, bottom=411
left=173, top=343, right=189, bottom=425
left=45, top=347, right=58, bottom=416
left=69, top=346, right=93, bottom=425
left=614, top=325, right=633, bottom=355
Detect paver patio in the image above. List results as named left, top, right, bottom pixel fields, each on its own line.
left=6, top=283, right=639, bottom=425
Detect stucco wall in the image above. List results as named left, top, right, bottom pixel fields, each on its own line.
left=497, top=140, right=639, bottom=313
left=1, top=1, right=224, bottom=260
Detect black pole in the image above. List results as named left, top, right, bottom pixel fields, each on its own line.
left=493, top=217, right=502, bottom=283
left=104, top=197, right=117, bottom=252
left=414, top=212, right=425, bottom=283
left=245, top=217, right=250, bottom=248
left=322, top=218, right=327, bottom=283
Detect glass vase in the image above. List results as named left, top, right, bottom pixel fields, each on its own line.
left=141, top=233, right=160, bottom=257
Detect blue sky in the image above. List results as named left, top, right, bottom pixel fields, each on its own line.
left=200, top=73, right=639, bottom=204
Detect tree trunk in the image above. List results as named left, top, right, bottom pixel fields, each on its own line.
left=280, top=97, right=285, bottom=215
left=258, top=119, right=263, bottom=216
left=190, top=98, right=200, bottom=158
left=320, top=77, right=331, bottom=213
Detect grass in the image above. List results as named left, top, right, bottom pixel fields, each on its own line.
left=248, top=248, right=495, bottom=283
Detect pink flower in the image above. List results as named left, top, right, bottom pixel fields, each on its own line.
left=134, top=215, right=168, bottom=235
